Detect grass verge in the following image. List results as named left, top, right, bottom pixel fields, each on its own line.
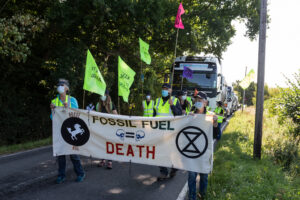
left=0, top=137, right=52, bottom=155
left=205, top=107, right=300, bottom=200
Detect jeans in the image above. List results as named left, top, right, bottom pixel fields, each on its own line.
left=217, top=123, right=222, bottom=140
left=57, top=154, right=84, bottom=178
left=188, top=172, right=208, bottom=200
left=159, top=167, right=177, bottom=176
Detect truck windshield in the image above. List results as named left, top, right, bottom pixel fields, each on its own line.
left=173, top=71, right=217, bottom=90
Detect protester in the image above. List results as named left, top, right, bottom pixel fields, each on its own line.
left=96, top=89, right=118, bottom=169
left=178, top=89, right=192, bottom=115
left=154, top=83, right=182, bottom=180
left=142, top=91, right=154, bottom=117
left=188, top=91, right=218, bottom=200
left=214, top=101, right=225, bottom=140
left=50, top=79, right=85, bottom=184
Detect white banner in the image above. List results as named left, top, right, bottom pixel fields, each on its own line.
left=52, top=107, right=214, bottom=173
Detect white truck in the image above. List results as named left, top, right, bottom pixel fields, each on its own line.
left=172, top=56, right=227, bottom=111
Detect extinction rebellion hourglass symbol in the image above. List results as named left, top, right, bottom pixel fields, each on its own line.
left=176, top=126, right=208, bottom=158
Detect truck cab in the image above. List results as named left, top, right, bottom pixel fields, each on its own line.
left=172, top=56, right=227, bottom=111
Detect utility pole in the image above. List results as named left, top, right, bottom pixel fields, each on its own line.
left=254, top=0, right=267, bottom=159
left=242, top=66, right=247, bottom=112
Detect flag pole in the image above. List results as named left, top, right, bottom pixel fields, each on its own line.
left=82, top=90, right=86, bottom=109
left=170, top=28, right=179, bottom=90
left=118, top=96, right=121, bottom=115
left=141, top=59, right=144, bottom=97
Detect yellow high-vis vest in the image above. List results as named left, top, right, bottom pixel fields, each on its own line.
left=51, top=95, right=71, bottom=108
left=143, top=100, right=154, bottom=117
left=185, top=100, right=192, bottom=115
left=214, top=106, right=224, bottom=123
left=154, top=96, right=178, bottom=117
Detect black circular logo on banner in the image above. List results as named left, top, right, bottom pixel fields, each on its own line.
left=61, top=117, right=90, bottom=146
left=176, top=126, right=208, bottom=158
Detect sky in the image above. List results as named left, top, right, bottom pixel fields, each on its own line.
left=222, top=0, right=300, bottom=88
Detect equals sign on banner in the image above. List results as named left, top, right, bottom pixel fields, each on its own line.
left=125, top=132, right=135, bottom=139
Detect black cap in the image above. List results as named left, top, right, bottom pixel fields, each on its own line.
left=145, top=91, right=151, bottom=96
left=217, top=101, right=222, bottom=105
left=162, top=83, right=171, bottom=89
left=57, top=79, right=69, bottom=87
left=194, top=91, right=207, bottom=100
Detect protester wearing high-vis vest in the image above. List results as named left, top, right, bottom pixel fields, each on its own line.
left=178, top=90, right=192, bottom=115
left=214, top=101, right=225, bottom=140
left=50, top=79, right=85, bottom=184
left=154, top=83, right=182, bottom=181
left=142, top=91, right=154, bottom=117
left=96, top=89, right=118, bottom=169
left=187, top=91, right=218, bottom=200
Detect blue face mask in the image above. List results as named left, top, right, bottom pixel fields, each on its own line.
left=162, top=90, right=169, bottom=97
left=195, top=102, right=203, bottom=109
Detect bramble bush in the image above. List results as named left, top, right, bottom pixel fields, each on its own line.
left=264, top=70, right=300, bottom=175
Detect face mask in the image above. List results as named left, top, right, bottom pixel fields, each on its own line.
left=195, top=102, right=203, bottom=109
left=57, top=86, right=65, bottom=94
left=182, top=95, right=187, bottom=100
left=101, top=95, right=107, bottom=101
left=162, top=90, right=169, bottom=97
left=146, top=95, right=151, bottom=100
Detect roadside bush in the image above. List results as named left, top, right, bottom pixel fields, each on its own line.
left=272, top=140, right=299, bottom=171
left=268, top=70, right=300, bottom=140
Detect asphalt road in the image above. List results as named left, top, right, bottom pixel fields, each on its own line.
left=4, top=160, right=187, bottom=200
left=0, top=117, right=230, bottom=200
left=0, top=146, right=187, bottom=200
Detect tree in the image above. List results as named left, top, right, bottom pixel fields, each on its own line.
left=0, top=0, right=261, bottom=145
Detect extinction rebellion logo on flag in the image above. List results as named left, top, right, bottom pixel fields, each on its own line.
left=176, top=126, right=208, bottom=158
left=61, top=117, right=90, bottom=146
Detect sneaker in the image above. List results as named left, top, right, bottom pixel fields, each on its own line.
left=157, top=173, right=168, bottom=181
left=106, top=161, right=112, bottom=169
left=56, top=176, right=65, bottom=184
left=98, top=160, right=106, bottom=167
left=76, top=174, right=85, bottom=182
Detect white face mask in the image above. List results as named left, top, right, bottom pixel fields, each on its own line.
left=57, top=86, right=65, bottom=94
left=146, top=95, right=151, bottom=100
left=182, top=95, right=187, bottom=100
left=101, top=95, right=107, bottom=101
left=195, top=102, right=203, bottom=109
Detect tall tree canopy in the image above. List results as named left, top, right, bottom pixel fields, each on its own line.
left=0, top=0, right=260, bottom=145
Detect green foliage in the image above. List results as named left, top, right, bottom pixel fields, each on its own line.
left=268, top=70, right=300, bottom=139
left=273, top=140, right=299, bottom=171
left=0, top=0, right=261, bottom=145
left=0, top=14, right=47, bottom=63
left=206, top=108, right=300, bottom=199
left=0, top=137, right=51, bottom=155
left=233, top=81, right=255, bottom=105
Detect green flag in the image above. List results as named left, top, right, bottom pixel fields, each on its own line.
left=83, top=50, right=106, bottom=95
left=118, top=56, right=136, bottom=102
left=240, top=69, right=255, bottom=90
left=139, top=38, right=151, bottom=65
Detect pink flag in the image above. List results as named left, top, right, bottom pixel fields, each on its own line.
left=174, top=3, right=185, bottom=29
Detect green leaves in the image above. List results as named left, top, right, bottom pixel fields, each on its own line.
left=0, top=14, right=47, bottom=63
